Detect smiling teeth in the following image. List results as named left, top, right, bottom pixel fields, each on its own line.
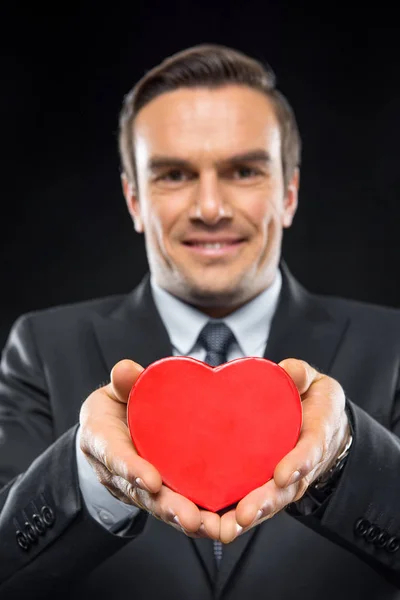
left=199, top=243, right=225, bottom=248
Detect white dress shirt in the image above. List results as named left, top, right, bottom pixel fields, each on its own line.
left=75, top=269, right=282, bottom=533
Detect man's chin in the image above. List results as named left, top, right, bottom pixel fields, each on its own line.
left=174, top=276, right=249, bottom=309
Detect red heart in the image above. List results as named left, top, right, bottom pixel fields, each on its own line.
left=127, top=357, right=302, bottom=512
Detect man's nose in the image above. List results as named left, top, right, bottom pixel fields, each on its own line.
left=189, top=173, right=233, bottom=225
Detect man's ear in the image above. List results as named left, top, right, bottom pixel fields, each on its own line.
left=121, top=172, right=144, bottom=233
left=282, top=167, right=300, bottom=228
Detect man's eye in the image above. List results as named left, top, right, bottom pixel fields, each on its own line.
left=233, top=166, right=260, bottom=179
left=159, top=170, right=188, bottom=182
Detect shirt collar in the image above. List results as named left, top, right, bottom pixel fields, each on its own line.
left=150, top=269, right=282, bottom=357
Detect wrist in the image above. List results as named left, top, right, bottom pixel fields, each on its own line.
left=288, top=403, right=354, bottom=517
left=333, top=419, right=353, bottom=465
left=312, top=427, right=353, bottom=490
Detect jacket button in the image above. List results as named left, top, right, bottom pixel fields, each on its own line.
left=16, top=530, right=30, bottom=551
left=387, top=536, right=400, bottom=553
left=41, top=505, right=55, bottom=527
left=24, top=522, right=38, bottom=544
left=374, top=530, right=390, bottom=549
left=365, top=524, right=381, bottom=543
left=354, top=518, right=370, bottom=537
left=32, top=513, right=46, bottom=535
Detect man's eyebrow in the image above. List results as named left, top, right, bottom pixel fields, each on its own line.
left=147, top=149, right=271, bottom=171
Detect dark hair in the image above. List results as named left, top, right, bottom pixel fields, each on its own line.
left=118, top=44, right=301, bottom=189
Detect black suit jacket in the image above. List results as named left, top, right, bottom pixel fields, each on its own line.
left=1, top=263, right=400, bottom=599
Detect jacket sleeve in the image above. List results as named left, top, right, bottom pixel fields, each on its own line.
left=288, top=388, right=400, bottom=588
left=0, top=315, right=147, bottom=595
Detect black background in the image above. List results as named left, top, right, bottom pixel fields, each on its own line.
left=1, top=3, right=399, bottom=349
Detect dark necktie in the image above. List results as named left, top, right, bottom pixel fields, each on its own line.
left=197, top=321, right=236, bottom=564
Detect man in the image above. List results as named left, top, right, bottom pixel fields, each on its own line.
left=0, top=44, right=399, bottom=599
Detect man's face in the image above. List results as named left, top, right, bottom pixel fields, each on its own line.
left=123, top=85, right=298, bottom=312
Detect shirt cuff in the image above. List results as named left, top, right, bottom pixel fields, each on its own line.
left=75, top=425, right=142, bottom=533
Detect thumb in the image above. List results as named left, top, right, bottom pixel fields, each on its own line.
left=107, top=359, right=145, bottom=404
left=278, top=358, right=321, bottom=396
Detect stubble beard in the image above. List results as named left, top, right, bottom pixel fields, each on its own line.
left=155, top=259, right=265, bottom=310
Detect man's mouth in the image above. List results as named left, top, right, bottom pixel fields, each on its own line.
left=182, top=238, right=246, bottom=256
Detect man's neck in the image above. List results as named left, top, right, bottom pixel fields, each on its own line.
left=188, top=296, right=263, bottom=319
left=153, top=275, right=279, bottom=319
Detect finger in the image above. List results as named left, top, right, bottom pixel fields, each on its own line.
left=96, top=471, right=149, bottom=511
left=100, top=477, right=202, bottom=532
left=81, top=418, right=163, bottom=494
left=273, top=381, right=345, bottom=488
left=278, top=358, right=321, bottom=396
left=199, top=510, right=220, bottom=540
left=234, top=479, right=298, bottom=533
left=273, top=426, right=324, bottom=488
left=220, top=508, right=242, bottom=544
left=234, top=480, right=276, bottom=529
left=107, top=359, right=145, bottom=404
left=139, top=485, right=203, bottom=533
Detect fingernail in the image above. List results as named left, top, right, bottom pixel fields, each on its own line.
left=173, top=515, right=187, bottom=534
left=135, top=477, right=151, bottom=492
left=198, top=523, right=207, bottom=537
left=287, top=470, right=302, bottom=486
left=173, top=515, right=182, bottom=526
left=251, top=509, right=264, bottom=525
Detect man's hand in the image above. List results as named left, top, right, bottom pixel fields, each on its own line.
left=79, top=359, right=220, bottom=539
left=219, top=358, right=351, bottom=544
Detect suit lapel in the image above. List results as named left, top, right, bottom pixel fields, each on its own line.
left=264, top=261, right=350, bottom=371
left=91, top=275, right=172, bottom=372
left=214, top=261, right=350, bottom=597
